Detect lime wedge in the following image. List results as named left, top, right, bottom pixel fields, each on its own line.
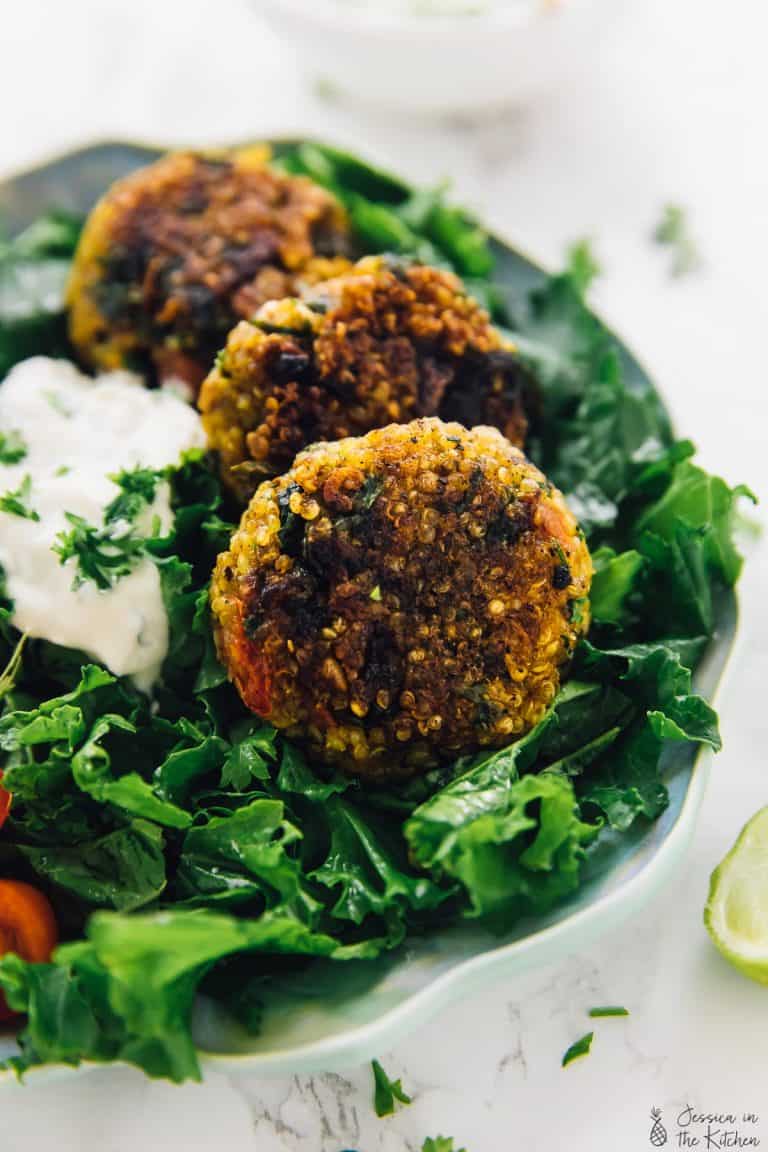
left=705, top=807, right=768, bottom=985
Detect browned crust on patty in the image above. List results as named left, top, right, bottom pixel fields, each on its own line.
left=67, top=147, right=350, bottom=392
left=210, top=418, right=591, bottom=779
left=199, top=256, right=536, bottom=501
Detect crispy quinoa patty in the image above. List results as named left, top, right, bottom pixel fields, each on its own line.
left=199, top=256, right=535, bottom=501
left=210, top=418, right=591, bottom=779
left=67, top=148, right=349, bottom=391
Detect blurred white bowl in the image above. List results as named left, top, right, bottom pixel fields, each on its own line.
left=260, top=0, right=612, bottom=114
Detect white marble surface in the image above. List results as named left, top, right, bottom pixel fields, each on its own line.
left=2, top=0, right=768, bottom=1147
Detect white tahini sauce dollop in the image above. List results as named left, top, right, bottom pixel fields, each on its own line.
left=0, top=357, right=207, bottom=691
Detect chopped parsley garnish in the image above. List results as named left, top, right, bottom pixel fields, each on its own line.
left=423, top=1139, right=466, bottom=1152
left=0, top=429, right=28, bottom=464
left=0, top=632, right=27, bottom=699
left=371, top=1058, right=412, bottom=1117
left=653, top=203, right=700, bottom=277
left=370, top=584, right=382, bottom=602
left=569, top=596, right=589, bottom=626
left=52, top=513, right=147, bottom=591
left=552, top=539, right=568, bottom=566
left=356, top=474, right=384, bottom=511
left=0, top=474, right=40, bottom=521
left=52, top=465, right=164, bottom=590
left=105, top=465, right=162, bottom=524
left=588, top=1005, right=629, bottom=1018
left=562, top=1031, right=594, bottom=1067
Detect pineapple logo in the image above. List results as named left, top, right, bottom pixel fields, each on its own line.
left=649, top=1108, right=668, bottom=1147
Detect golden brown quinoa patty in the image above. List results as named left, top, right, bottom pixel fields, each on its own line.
left=67, top=148, right=350, bottom=392
left=211, top=418, right=591, bottom=779
left=199, top=256, right=535, bottom=502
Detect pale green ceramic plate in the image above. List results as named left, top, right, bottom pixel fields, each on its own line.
left=0, top=142, right=738, bottom=1081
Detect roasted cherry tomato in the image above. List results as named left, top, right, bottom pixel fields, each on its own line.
left=0, top=881, right=58, bottom=1023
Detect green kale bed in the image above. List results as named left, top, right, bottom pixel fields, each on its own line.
left=0, top=143, right=751, bottom=1082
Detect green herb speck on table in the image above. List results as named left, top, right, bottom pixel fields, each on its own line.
left=422, top=1138, right=467, bottom=1152
left=371, top=1058, right=413, bottom=1117
left=562, top=1031, right=595, bottom=1067
left=653, top=203, right=701, bottom=277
